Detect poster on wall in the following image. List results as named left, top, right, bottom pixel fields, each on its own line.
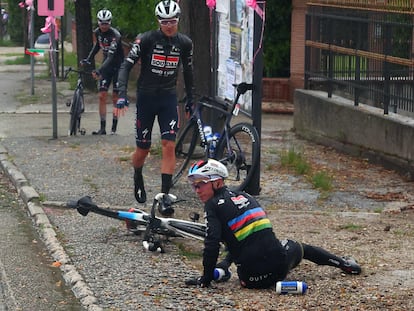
left=215, top=0, right=253, bottom=111
left=230, top=0, right=242, bottom=62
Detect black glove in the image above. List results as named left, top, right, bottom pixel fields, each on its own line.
left=116, top=98, right=129, bottom=109
left=80, top=58, right=91, bottom=66
left=185, top=275, right=211, bottom=288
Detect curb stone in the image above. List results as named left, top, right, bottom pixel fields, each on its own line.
left=0, top=142, right=102, bottom=311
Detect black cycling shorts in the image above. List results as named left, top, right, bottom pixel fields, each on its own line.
left=238, top=239, right=304, bottom=289
left=98, top=66, right=120, bottom=92
left=135, top=91, right=178, bottom=149
left=281, top=239, right=304, bottom=271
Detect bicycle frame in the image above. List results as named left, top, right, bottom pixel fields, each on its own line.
left=174, top=83, right=255, bottom=186
left=64, top=67, right=89, bottom=136
left=191, top=97, right=230, bottom=154
left=64, top=67, right=86, bottom=94
left=191, top=83, right=253, bottom=140
left=67, top=193, right=206, bottom=253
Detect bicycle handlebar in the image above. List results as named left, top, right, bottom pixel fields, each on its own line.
left=63, top=67, right=92, bottom=80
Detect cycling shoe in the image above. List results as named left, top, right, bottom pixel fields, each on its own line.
left=134, top=171, right=146, bottom=203
left=158, top=193, right=175, bottom=216
left=340, top=256, right=361, bottom=275
left=134, top=186, right=146, bottom=203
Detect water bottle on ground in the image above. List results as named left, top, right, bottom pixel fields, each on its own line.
left=275, top=281, right=308, bottom=294
left=214, top=268, right=231, bottom=282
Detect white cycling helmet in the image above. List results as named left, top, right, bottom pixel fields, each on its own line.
left=155, top=0, right=181, bottom=19
left=97, top=9, right=112, bottom=23
left=188, top=159, right=228, bottom=182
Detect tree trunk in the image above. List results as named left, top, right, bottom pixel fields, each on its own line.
left=75, top=0, right=96, bottom=91
left=179, top=0, right=211, bottom=97
left=177, top=0, right=212, bottom=128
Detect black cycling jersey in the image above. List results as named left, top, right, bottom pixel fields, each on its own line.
left=118, top=29, right=193, bottom=98
left=203, top=187, right=289, bottom=285
left=87, top=27, right=124, bottom=72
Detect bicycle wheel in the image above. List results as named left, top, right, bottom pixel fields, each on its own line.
left=215, top=122, right=260, bottom=191
left=172, top=120, right=202, bottom=186
left=69, top=89, right=81, bottom=136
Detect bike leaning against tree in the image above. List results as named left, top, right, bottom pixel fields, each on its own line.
left=173, top=82, right=260, bottom=192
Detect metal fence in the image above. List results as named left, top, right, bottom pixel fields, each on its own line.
left=304, top=4, right=414, bottom=116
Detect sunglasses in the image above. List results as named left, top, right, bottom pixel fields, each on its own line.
left=159, top=19, right=179, bottom=26
left=191, top=180, right=210, bottom=190
left=98, top=21, right=110, bottom=25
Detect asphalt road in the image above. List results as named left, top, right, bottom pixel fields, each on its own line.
left=0, top=169, right=83, bottom=310
left=0, top=48, right=85, bottom=310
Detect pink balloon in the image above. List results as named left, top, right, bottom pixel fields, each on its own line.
left=246, top=0, right=256, bottom=8
left=41, top=16, right=58, bottom=39
left=206, top=0, right=216, bottom=9
left=247, top=0, right=264, bottom=20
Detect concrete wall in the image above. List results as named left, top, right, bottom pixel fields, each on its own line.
left=293, top=89, right=414, bottom=180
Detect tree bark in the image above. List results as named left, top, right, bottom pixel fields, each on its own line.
left=177, top=0, right=212, bottom=128
left=75, top=0, right=96, bottom=91
left=179, top=0, right=211, bottom=97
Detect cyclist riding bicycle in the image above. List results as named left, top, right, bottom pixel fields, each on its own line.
left=185, top=159, right=361, bottom=288
left=81, top=9, right=124, bottom=135
left=116, top=0, right=194, bottom=210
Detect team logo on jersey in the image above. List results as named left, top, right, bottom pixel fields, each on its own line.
left=151, top=54, right=179, bottom=69
left=231, top=195, right=250, bottom=208
left=99, top=37, right=110, bottom=50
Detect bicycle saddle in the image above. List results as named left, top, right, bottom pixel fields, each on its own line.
left=76, top=196, right=97, bottom=216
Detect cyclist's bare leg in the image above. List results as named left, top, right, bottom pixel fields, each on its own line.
left=161, top=139, right=175, bottom=194
left=93, top=91, right=108, bottom=135
left=132, top=147, right=150, bottom=203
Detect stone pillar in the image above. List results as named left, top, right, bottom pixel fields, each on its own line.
left=290, top=0, right=307, bottom=100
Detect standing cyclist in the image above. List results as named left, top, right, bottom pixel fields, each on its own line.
left=185, top=159, right=362, bottom=288
left=1, top=8, right=8, bottom=36
left=82, top=9, right=124, bottom=135
left=116, top=0, right=194, bottom=210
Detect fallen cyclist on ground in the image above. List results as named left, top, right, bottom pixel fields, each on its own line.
left=185, top=159, right=361, bottom=288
